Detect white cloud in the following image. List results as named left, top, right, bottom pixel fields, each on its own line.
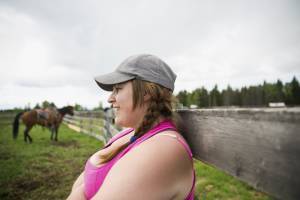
left=0, top=0, right=299, bottom=109
left=0, top=83, right=107, bottom=109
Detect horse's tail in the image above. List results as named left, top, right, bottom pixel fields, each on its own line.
left=13, top=112, right=24, bottom=139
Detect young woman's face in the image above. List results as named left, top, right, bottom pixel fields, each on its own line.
left=108, top=81, right=147, bottom=128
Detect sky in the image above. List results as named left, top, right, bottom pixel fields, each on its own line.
left=0, top=0, right=299, bottom=109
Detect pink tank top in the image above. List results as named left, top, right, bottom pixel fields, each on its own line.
left=84, top=120, right=195, bottom=199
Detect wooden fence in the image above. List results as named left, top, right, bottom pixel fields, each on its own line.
left=177, top=107, right=300, bottom=200
left=63, top=110, right=120, bottom=143
left=0, top=112, right=15, bottom=125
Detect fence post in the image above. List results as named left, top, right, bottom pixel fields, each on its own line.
left=79, top=118, right=83, bottom=132
left=89, top=111, right=93, bottom=135
left=104, top=108, right=114, bottom=142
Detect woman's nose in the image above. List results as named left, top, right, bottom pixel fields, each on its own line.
left=108, top=92, right=115, bottom=104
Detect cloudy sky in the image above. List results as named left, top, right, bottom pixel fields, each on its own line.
left=0, top=0, right=299, bottom=109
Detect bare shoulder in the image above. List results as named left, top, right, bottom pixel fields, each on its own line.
left=150, top=130, right=191, bottom=154
left=124, top=130, right=192, bottom=171
left=113, top=129, right=193, bottom=175
left=147, top=130, right=193, bottom=171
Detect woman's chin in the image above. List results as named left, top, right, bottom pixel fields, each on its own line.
left=115, top=118, right=132, bottom=128
left=114, top=118, right=124, bottom=127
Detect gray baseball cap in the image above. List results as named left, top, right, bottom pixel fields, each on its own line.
left=94, top=54, right=177, bottom=92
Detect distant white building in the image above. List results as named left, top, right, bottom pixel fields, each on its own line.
left=268, top=102, right=286, bottom=108
left=190, top=104, right=198, bottom=109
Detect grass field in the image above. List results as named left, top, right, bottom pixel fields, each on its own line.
left=0, top=118, right=273, bottom=200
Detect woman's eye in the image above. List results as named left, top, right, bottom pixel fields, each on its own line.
left=114, top=87, right=121, bottom=93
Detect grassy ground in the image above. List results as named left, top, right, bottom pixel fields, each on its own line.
left=193, top=159, right=273, bottom=200
left=0, top=118, right=273, bottom=200
left=0, top=122, right=101, bottom=200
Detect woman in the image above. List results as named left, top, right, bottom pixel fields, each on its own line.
left=67, top=54, right=195, bottom=200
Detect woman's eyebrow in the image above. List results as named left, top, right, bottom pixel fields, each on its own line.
left=113, top=84, right=122, bottom=90
left=113, top=84, right=119, bottom=89
left=115, top=83, right=125, bottom=87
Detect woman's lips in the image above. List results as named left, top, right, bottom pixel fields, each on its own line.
left=112, top=107, right=119, bottom=114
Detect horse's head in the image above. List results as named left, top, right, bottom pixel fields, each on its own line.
left=59, top=105, right=74, bottom=116
left=66, top=106, right=74, bottom=116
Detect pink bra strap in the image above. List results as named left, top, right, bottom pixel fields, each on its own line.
left=104, top=128, right=134, bottom=148
left=119, top=121, right=177, bottom=155
left=135, top=121, right=177, bottom=146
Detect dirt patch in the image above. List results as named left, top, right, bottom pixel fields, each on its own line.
left=2, top=167, right=64, bottom=200
left=40, top=152, right=55, bottom=158
left=2, top=177, right=41, bottom=200
left=13, top=178, right=40, bottom=191
left=0, top=152, right=12, bottom=160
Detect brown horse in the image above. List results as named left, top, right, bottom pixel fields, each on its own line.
left=13, top=106, right=74, bottom=143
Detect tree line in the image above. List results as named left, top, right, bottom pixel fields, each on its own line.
left=31, top=101, right=103, bottom=111
left=2, top=101, right=103, bottom=112
left=3, top=76, right=299, bottom=112
left=176, top=76, right=300, bottom=108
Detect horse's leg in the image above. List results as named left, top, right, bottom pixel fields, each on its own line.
left=50, top=126, right=54, bottom=140
left=24, top=125, right=29, bottom=142
left=50, top=125, right=56, bottom=141
left=54, top=125, right=59, bottom=141
left=50, top=128, right=53, bottom=140
left=24, top=127, right=27, bottom=142
left=24, top=126, right=33, bottom=143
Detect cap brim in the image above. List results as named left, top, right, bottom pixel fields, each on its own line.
left=94, top=71, right=135, bottom=91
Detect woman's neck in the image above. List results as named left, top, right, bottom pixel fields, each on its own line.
left=134, top=116, right=166, bottom=130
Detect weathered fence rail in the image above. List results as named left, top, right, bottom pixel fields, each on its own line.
left=63, top=110, right=119, bottom=143
left=0, top=112, right=15, bottom=125
left=177, top=107, right=300, bottom=200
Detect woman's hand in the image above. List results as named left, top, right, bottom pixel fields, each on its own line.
left=66, top=183, right=86, bottom=200
left=72, top=172, right=84, bottom=191
left=66, top=172, right=86, bottom=200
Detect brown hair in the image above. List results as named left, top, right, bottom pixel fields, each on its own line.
left=98, top=79, right=180, bottom=164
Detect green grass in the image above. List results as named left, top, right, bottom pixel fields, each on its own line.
left=193, top=160, right=273, bottom=200
left=0, top=117, right=273, bottom=200
left=0, top=122, right=102, bottom=200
